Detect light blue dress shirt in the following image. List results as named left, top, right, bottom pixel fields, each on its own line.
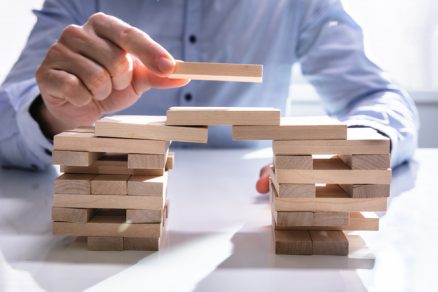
left=0, top=0, right=419, bottom=170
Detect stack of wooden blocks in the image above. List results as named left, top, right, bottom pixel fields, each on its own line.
left=51, top=115, right=208, bottom=251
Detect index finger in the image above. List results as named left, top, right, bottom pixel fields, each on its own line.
left=86, top=13, right=175, bottom=76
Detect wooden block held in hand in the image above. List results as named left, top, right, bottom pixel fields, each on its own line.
left=52, top=150, right=102, bottom=166
left=95, top=115, right=208, bottom=143
left=88, top=236, right=123, bottom=251
left=274, top=155, right=313, bottom=170
left=52, top=207, right=93, bottom=223
left=339, top=184, right=390, bottom=198
left=128, top=173, right=167, bottom=196
left=168, top=61, right=263, bottom=83
left=123, top=237, right=160, bottom=251
left=55, top=173, right=96, bottom=195
left=91, top=174, right=130, bottom=195
left=310, top=230, right=349, bottom=256
left=166, top=107, right=280, bottom=126
left=274, top=229, right=312, bottom=255
left=339, top=154, right=390, bottom=170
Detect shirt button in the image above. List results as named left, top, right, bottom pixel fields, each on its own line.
left=184, top=93, right=193, bottom=102
left=189, top=35, right=197, bottom=44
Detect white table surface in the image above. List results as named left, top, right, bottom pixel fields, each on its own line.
left=0, top=148, right=437, bottom=292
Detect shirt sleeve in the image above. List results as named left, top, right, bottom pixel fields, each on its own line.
left=0, top=0, right=95, bottom=170
left=295, top=0, right=419, bottom=168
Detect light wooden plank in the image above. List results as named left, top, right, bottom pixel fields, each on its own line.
left=53, top=194, right=164, bottom=210
left=87, top=236, right=123, bottom=251
left=168, top=61, right=263, bottom=83
left=273, top=229, right=312, bottom=255
left=339, top=184, right=390, bottom=198
left=54, top=131, right=169, bottom=154
left=274, top=155, right=313, bottom=169
left=52, top=214, right=161, bottom=238
left=166, top=152, right=175, bottom=170
left=123, top=237, right=160, bottom=251
left=272, top=183, right=387, bottom=212
left=128, top=173, right=167, bottom=196
left=52, top=207, right=93, bottom=223
left=339, top=154, right=390, bottom=170
left=273, top=128, right=390, bottom=155
left=91, top=174, right=130, bottom=195
left=126, top=209, right=162, bottom=223
left=166, top=107, right=280, bottom=126
left=310, top=230, right=349, bottom=256
left=273, top=211, right=349, bottom=227
left=52, top=150, right=102, bottom=167
left=54, top=173, right=96, bottom=195
left=128, top=153, right=167, bottom=169
left=95, top=115, right=208, bottom=143
left=232, top=116, right=347, bottom=140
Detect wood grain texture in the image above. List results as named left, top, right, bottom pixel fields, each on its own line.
left=273, top=128, right=390, bottom=155
left=166, top=107, right=280, bottom=126
left=52, top=207, right=93, bottom=223
left=52, top=150, right=102, bottom=167
left=273, top=211, right=349, bottom=227
left=273, top=229, right=312, bottom=255
left=339, top=184, right=390, bottom=198
left=126, top=209, right=162, bottom=223
left=339, top=154, right=390, bottom=170
left=123, top=237, right=160, bottom=251
left=232, top=116, right=347, bottom=140
left=95, top=115, right=208, bottom=143
left=309, top=230, right=349, bottom=256
left=87, top=236, right=123, bottom=251
left=91, top=174, right=130, bottom=195
left=54, top=131, right=169, bottom=154
left=274, top=155, right=313, bottom=169
left=128, top=173, right=167, bottom=196
left=54, top=173, right=96, bottom=195
left=270, top=171, right=316, bottom=197
left=128, top=153, right=167, bottom=169
left=168, top=61, right=263, bottom=83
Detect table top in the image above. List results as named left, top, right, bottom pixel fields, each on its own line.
left=0, top=148, right=437, bottom=292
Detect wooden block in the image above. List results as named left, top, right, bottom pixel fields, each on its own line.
left=91, top=174, right=130, bottom=195
left=166, top=152, right=175, bottom=170
left=339, top=184, right=390, bottom=198
left=52, top=207, right=93, bottom=223
left=54, top=132, right=169, bottom=154
left=272, top=183, right=387, bottom=212
left=53, top=194, right=164, bottom=210
left=309, top=230, right=349, bottom=256
left=312, top=211, right=349, bottom=226
left=66, top=127, right=95, bottom=133
left=54, top=173, right=96, bottom=195
left=274, top=155, right=313, bottom=169
left=52, top=150, right=102, bottom=167
left=127, top=209, right=162, bottom=223
left=274, top=157, right=391, bottom=184
left=232, top=116, right=347, bottom=140
left=123, top=237, right=160, bottom=251
left=339, top=154, right=390, bottom=170
left=273, top=211, right=349, bottom=227
left=166, top=107, right=280, bottom=126
left=270, top=169, right=315, bottom=197
left=128, top=153, right=167, bottom=169
left=95, top=115, right=208, bottom=143
left=87, top=236, right=123, bottom=251
left=273, top=128, right=390, bottom=155
left=275, top=212, right=379, bottom=231
left=53, top=214, right=162, bottom=238
left=273, top=229, right=312, bottom=255
left=128, top=173, right=167, bottom=196
left=168, top=61, right=263, bottom=83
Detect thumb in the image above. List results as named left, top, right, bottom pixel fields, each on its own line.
left=256, top=164, right=272, bottom=194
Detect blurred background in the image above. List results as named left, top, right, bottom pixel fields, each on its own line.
left=1, top=0, right=437, bottom=146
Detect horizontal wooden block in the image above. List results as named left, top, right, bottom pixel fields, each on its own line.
left=95, top=115, right=208, bottom=143
left=274, top=155, right=313, bottom=170
left=123, top=237, right=160, bottom=251
left=168, top=61, right=263, bottom=83
left=52, top=207, right=93, bottom=223
left=166, top=107, right=280, bottom=126
left=53, top=194, right=164, bottom=210
left=127, top=209, right=162, bottom=223
left=53, top=214, right=161, bottom=238
left=270, top=170, right=315, bottom=197
left=54, top=173, right=96, bottom=195
left=87, top=236, right=123, bottom=251
left=339, top=184, right=390, bottom=198
left=310, top=230, right=349, bottom=256
left=128, top=153, right=167, bottom=169
left=273, top=211, right=349, bottom=227
left=273, top=128, right=390, bottom=155
left=272, top=183, right=387, bottom=212
left=232, top=116, right=347, bottom=140
left=66, top=127, right=94, bottom=133
left=52, top=150, right=102, bottom=167
left=128, top=173, right=167, bottom=196
left=91, top=174, right=130, bottom=195
left=273, top=229, right=312, bottom=255
left=274, top=212, right=379, bottom=231
left=166, top=152, right=175, bottom=170
left=54, top=132, right=169, bottom=154
left=274, top=157, right=391, bottom=184
left=339, top=154, right=390, bottom=170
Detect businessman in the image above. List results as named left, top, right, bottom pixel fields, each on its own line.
left=0, top=0, right=418, bottom=194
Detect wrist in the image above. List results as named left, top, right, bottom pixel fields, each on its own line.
left=30, top=95, right=67, bottom=139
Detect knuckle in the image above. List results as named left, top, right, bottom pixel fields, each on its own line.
left=61, top=24, right=82, bottom=38
left=89, top=69, right=111, bottom=91
left=61, top=74, right=80, bottom=94
left=119, top=26, right=138, bottom=44
left=111, top=54, right=130, bottom=76
left=88, top=12, right=108, bottom=26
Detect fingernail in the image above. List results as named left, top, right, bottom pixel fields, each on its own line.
left=156, top=57, right=175, bottom=74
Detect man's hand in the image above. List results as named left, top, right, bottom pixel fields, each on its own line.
left=256, top=164, right=272, bottom=194
left=35, top=12, right=189, bottom=136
